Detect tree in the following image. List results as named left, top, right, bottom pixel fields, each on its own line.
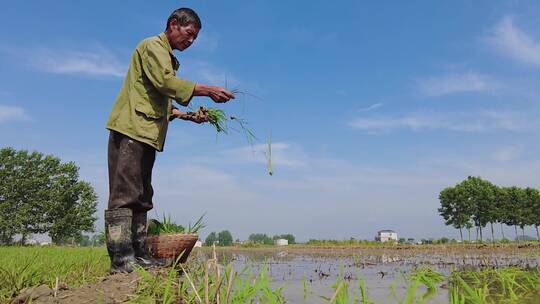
left=92, top=231, right=106, bottom=246
left=522, top=188, right=538, bottom=239
left=205, top=232, right=217, bottom=246
left=217, top=230, right=233, bottom=246
left=248, top=233, right=273, bottom=245
left=494, top=187, right=510, bottom=240
left=0, top=147, right=97, bottom=244
left=527, top=187, right=540, bottom=240
left=438, top=186, right=470, bottom=242
left=504, top=187, right=526, bottom=242
left=458, top=176, right=496, bottom=242
left=47, top=173, right=98, bottom=243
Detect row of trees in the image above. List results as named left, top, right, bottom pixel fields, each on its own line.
left=204, top=230, right=234, bottom=246
left=248, top=233, right=296, bottom=245
left=0, top=147, right=98, bottom=244
left=204, top=232, right=297, bottom=246
left=438, top=176, right=540, bottom=242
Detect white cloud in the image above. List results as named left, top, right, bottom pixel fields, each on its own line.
left=492, top=145, right=522, bottom=162
left=358, top=103, right=383, bottom=112
left=417, top=72, right=493, bottom=96
left=428, top=155, right=540, bottom=189
left=2, top=45, right=126, bottom=77
left=190, top=31, right=219, bottom=52
left=488, top=16, right=540, bottom=67
left=349, top=110, right=531, bottom=133
left=0, top=105, right=30, bottom=123
left=34, top=47, right=126, bottom=77
left=181, top=59, right=236, bottom=86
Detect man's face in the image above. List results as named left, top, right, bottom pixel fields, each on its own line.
left=169, top=20, right=199, bottom=51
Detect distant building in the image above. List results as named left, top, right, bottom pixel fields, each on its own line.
left=275, top=239, right=289, bottom=246
left=194, top=240, right=202, bottom=248
left=25, top=239, right=38, bottom=245
left=375, top=230, right=398, bottom=242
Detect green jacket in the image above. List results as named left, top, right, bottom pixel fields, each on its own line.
left=106, top=33, right=196, bottom=151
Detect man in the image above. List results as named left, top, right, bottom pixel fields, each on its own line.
left=105, top=8, right=234, bottom=274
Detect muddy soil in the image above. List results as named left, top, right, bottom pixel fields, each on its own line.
left=13, top=272, right=140, bottom=304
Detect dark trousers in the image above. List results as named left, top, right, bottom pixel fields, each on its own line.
left=108, top=130, right=155, bottom=211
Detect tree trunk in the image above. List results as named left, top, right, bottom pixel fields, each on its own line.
left=500, top=223, right=505, bottom=240
left=522, top=227, right=525, bottom=240
left=459, top=227, right=463, bottom=243
left=20, top=234, right=27, bottom=245
left=468, top=228, right=471, bottom=242
left=515, top=225, right=518, bottom=242
left=490, top=222, right=495, bottom=243
left=536, top=225, right=539, bottom=241
left=479, top=226, right=483, bottom=242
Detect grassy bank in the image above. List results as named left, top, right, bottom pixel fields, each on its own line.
left=0, top=246, right=109, bottom=300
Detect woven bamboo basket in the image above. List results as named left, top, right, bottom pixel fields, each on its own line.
left=146, top=233, right=198, bottom=264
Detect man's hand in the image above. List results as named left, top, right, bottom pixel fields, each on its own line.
left=171, top=107, right=209, bottom=124
left=190, top=107, right=209, bottom=123
left=193, top=84, right=235, bottom=103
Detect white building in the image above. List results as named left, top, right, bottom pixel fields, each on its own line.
left=275, top=239, right=288, bottom=246
left=375, top=230, right=398, bottom=242
left=194, top=240, right=202, bottom=248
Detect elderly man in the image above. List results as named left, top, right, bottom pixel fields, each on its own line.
left=105, top=7, right=234, bottom=273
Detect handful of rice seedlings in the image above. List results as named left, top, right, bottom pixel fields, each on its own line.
left=207, top=107, right=228, bottom=133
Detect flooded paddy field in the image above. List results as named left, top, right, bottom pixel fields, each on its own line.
left=196, top=244, right=540, bottom=303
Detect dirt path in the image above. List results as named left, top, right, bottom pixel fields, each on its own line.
left=12, top=272, right=140, bottom=304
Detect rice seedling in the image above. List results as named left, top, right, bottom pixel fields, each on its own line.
left=205, top=107, right=259, bottom=151
left=300, top=276, right=310, bottom=302
left=230, top=116, right=258, bottom=147
left=131, top=245, right=286, bottom=303
left=265, top=132, right=273, bottom=176
left=230, top=88, right=263, bottom=102
left=188, top=213, right=207, bottom=234
left=388, top=267, right=445, bottom=304
left=148, top=213, right=207, bottom=235
left=449, top=267, right=540, bottom=303
left=207, top=108, right=228, bottom=133
left=320, top=268, right=351, bottom=304
left=357, top=276, right=371, bottom=304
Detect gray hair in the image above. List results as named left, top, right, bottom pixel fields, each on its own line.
left=166, top=8, right=202, bottom=30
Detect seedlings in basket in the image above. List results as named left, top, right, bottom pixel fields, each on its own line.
left=148, top=213, right=206, bottom=235
left=187, top=213, right=207, bottom=234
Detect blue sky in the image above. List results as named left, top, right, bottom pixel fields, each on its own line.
left=2, top=1, right=540, bottom=241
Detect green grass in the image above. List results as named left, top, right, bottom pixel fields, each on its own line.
left=0, top=246, right=109, bottom=300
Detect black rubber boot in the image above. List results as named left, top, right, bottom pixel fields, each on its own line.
left=105, top=208, right=137, bottom=274
left=132, top=211, right=168, bottom=268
